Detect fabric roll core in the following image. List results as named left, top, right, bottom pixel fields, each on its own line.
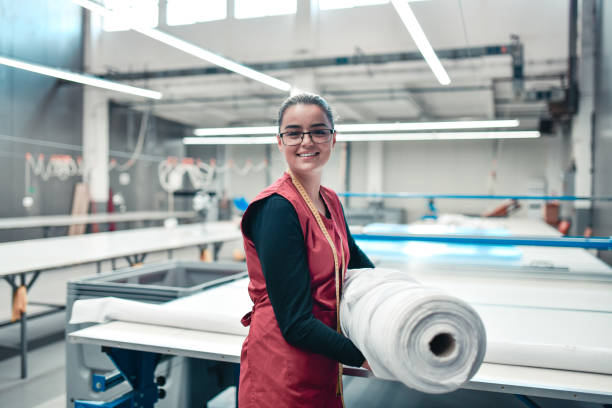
left=430, top=332, right=455, bottom=358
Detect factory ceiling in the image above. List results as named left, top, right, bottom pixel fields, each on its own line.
left=85, top=0, right=570, bottom=131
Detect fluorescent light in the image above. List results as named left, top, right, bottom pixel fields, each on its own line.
left=194, top=126, right=277, bottom=136
left=74, top=0, right=292, bottom=92
left=183, top=131, right=540, bottom=145
left=193, top=120, right=520, bottom=136
left=183, top=136, right=276, bottom=145
left=0, top=55, right=162, bottom=99
left=337, top=131, right=541, bottom=142
left=391, top=0, right=450, bottom=85
left=337, top=120, right=519, bottom=132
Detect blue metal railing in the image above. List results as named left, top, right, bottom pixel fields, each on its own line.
left=339, top=192, right=612, bottom=201
left=352, top=233, right=612, bottom=250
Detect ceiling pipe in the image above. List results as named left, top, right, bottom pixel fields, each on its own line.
left=567, top=0, right=579, bottom=114
left=100, top=44, right=515, bottom=81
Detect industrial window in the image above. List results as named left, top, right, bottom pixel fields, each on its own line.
left=319, top=0, right=389, bottom=10
left=102, top=0, right=159, bottom=32
left=234, top=0, right=297, bottom=19
left=167, top=0, right=227, bottom=26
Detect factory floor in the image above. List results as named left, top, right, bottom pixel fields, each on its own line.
left=0, top=246, right=606, bottom=408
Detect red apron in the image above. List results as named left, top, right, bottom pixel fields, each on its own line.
left=239, top=173, right=350, bottom=408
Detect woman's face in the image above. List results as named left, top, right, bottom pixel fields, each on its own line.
left=277, top=103, right=336, bottom=178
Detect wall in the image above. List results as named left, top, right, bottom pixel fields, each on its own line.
left=196, top=134, right=560, bottom=223
left=593, top=0, right=612, bottom=265
left=0, top=0, right=83, bottom=241
left=108, top=104, right=193, bottom=214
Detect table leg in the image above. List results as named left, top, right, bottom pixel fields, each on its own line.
left=19, top=273, right=27, bottom=379
left=515, top=394, right=540, bottom=408
left=213, top=242, right=223, bottom=261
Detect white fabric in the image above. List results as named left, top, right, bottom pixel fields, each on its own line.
left=340, top=268, right=487, bottom=394
left=69, top=267, right=612, bottom=387
left=69, top=278, right=252, bottom=336
left=480, top=305, right=612, bottom=374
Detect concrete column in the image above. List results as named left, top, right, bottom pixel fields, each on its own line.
left=82, top=10, right=109, bottom=207
left=571, top=0, right=597, bottom=205
left=82, top=89, right=110, bottom=205
left=570, top=0, right=598, bottom=232
left=545, top=127, right=565, bottom=197
left=291, top=0, right=318, bottom=94
left=366, top=141, right=384, bottom=204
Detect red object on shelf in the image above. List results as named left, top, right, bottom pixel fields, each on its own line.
left=107, top=188, right=116, bottom=232
left=482, top=199, right=521, bottom=217
left=90, top=201, right=100, bottom=233
left=544, top=202, right=560, bottom=226
left=557, top=220, right=571, bottom=235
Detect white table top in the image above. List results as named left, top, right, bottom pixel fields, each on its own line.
left=0, top=222, right=241, bottom=277
left=489, top=217, right=562, bottom=236
left=68, top=321, right=612, bottom=404
left=354, top=217, right=612, bottom=276
left=0, top=211, right=197, bottom=229
left=478, top=218, right=612, bottom=274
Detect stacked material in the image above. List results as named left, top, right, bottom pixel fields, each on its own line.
left=70, top=266, right=612, bottom=390
left=481, top=305, right=612, bottom=375
left=69, top=278, right=251, bottom=336
left=340, top=268, right=487, bottom=393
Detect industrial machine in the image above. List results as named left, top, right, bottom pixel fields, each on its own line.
left=65, top=260, right=246, bottom=408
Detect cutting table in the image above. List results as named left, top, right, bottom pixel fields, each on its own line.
left=0, top=221, right=241, bottom=379
left=68, top=312, right=612, bottom=406
left=0, top=210, right=197, bottom=234
left=353, top=217, right=612, bottom=276
left=66, top=216, right=612, bottom=407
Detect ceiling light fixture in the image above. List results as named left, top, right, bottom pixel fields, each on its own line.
left=0, top=55, right=162, bottom=99
left=390, top=0, right=451, bottom=85
left=337, top=119, right=519, bottom=132
left=194, top=126, right=278, bottom=136
left=183, top=136, right=276, bottom=145
left=337, top=131, right=540, bottom=142
left=193, top=119, right=519, bottom=136
left=73, top=0, right=292, bottom=92
left=183, top=131, right=540, bottom=145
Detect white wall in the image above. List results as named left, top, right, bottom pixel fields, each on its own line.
left=210, top=135, right=564, bottom=222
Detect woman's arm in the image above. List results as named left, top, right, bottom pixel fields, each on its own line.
left=245, top=194, right=365, bottom=367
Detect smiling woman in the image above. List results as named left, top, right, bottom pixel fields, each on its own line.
left=277, top=102, right=336, bottom=192
left=238, top=93, right=374, bottom=407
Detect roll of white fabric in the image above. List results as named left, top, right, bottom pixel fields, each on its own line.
left=69, top=278, right=251, bottom=336
left=340, top=268, right=486, bottom=394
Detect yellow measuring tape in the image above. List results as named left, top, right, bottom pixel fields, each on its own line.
left=289, top=171, right=346, bottom=404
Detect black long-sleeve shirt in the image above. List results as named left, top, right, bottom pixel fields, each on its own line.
left=243, top=193, right=374, bottom=367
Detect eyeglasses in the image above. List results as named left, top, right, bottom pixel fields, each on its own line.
left=279, top=129, right=334, bottom=146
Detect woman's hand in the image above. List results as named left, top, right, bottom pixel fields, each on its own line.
left=362, top=360, right=371, bottom=370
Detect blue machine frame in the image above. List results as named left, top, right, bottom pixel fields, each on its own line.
left=75, top=347, right=161, bottom=408
left=352, top=233, right=612, bottom=250
left=338, top=193, right=612, bottom=201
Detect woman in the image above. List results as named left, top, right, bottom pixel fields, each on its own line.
left=239, top=93, right=373, bottom=407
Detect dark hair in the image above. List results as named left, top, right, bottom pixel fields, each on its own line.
left=277, top=93, right=335, bottom=132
